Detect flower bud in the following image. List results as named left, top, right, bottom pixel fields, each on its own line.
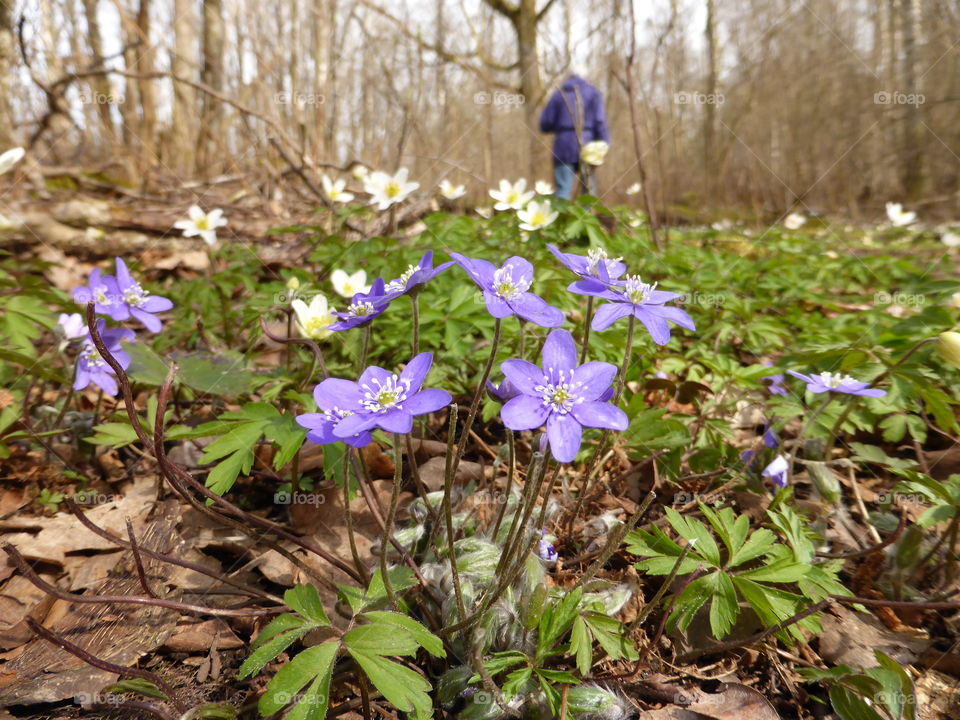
left=286, top=276, right=300, bottom=291
left=938, top=331, right=960, bottom=369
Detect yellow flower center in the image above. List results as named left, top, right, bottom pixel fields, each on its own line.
left=385, top=182, right=401, bottom=198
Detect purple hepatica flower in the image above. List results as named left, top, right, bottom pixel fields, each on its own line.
left=571, top=274, right=695, bottom=346
left=787, top=370, right=886, bottom=397
left=72, top=266, right=122, bottom=318
left=761, top=454, right=789, bottom=489
left=500, top=328, right=628, bottom=463
left=74, top=321, right=135, bottom=396
left=328, top=278, right=397, bottom=331
left=486, top=377, right=522, bottom=404
left=73, top=258, right=173, bottom=333
left=296, top=383, right=373, bottom=449
left=547, top=243, right=626, bottom=283
left=762, top=362, right=788, bottom=396
left=741, top=424, right=779, bottom=467
left=449, top=252, right=564, bottom=328
left=538, top=530, right=558, bottom=563
left=383, top=250, right=454, bottom=296
left=311, top=352, right=451, bottom=437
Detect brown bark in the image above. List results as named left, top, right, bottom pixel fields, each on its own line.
left=0, top=0, right=15, bottom=148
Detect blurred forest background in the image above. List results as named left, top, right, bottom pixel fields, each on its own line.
left=1, top=0, right=959, bottom=218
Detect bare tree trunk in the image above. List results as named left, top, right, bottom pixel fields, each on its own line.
left=172, top=0, right=198, bottom=173
left=135, top=0, right=156, bottom=162
left=200, top=0, right=226, bottom=172
left=0, top=0, right=16, bottom=148
left=81, top=0, right=117, bottom=145
left=311, top=0, right=330, bottom=161
left=900, top=0, right=924, bottom=197
left=703, top=0, right=718, bottom=197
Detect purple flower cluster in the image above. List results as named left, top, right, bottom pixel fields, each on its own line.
left=787, top=370, right=886, bottom=397
left=69, top=258, right=173, bottom=395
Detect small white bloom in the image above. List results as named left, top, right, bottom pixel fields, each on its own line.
left=292, top=294, right=335, bottom=340
left=57, top=313, right=87, bottom=341
left=580, top=140, right=609, bottom=166
left=476, top=206, right=493, bottom=219
left=941, top=230, right=960, bottom=248
left=173, top=205, right=228, bottom=246
left=784, top=212, right=806, bottom=230
left=517, top=200, right=559, bottom=232
left=886, top=201, right=916, bottom=227
left=321, top=175, right=354, bottom=203
left=438, top=179, right=466, bottom=200
left=364, top=168, right=419, bottom=210
left=0, top=147, right=25, bottom=175
left=351, top=164, right=369, bottom=181
left=711, top=219, right=733, bottom=231
left=489, top=178, right=534, bottom=211
left=331, top=269, right=371, bottom=298
left=948, top=291, right=960, bottom=309
left=535, top=180, right=554, bottom=195
left=626, top=182, right=641, bottom=195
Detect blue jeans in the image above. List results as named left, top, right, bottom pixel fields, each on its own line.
left=554, top=163, right=597, bottom=200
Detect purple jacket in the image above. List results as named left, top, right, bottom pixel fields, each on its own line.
left=539, top=76, right=610, bottom=166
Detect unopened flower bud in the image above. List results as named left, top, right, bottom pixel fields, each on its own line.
left=938, top=331, right=960, bottom=369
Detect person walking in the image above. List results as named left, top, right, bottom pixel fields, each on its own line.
left=539, top=67, right=611, bottom=200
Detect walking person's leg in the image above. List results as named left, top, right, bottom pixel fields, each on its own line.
left=555, top=163, right=576, bottom=200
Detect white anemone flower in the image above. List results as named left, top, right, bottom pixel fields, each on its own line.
left=626, top=182, right=641, bottom=195
left=580, top=140, right=609, bottom=166
left=438, top=179, right=466, bottom=200
left=331, top=269, right=371, bottom=298
left=351, top=164, right=369, bottom=181
left=173, top=205, right=228, bottom=246
left=517, top=200, right=558, bottom=232
left=489, top=179, right=534, bottom=211
left=364, top=168, right=419, bottom=210
left=57, top=313, right=87, bottom=341
left=886, top=202, right=916, bottom=227
left=0, top=147, right=25, bottom=175
left=784, top=212, right=806, bottom=230
left=535, top=180, right=554, bottom=195
left=292, top=294, right=335, bottom=340
left=941, top=230, right=960, bottom=248
left=949, top=291, right=960, bottom=309
left=321, top=175, right=354, bottom=203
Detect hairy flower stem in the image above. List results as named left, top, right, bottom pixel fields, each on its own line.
left=440, top=406, right=467, bottom=623
left=495, top=451, right=546, bottom=577
left=518, top=318, right=527, bottom=359
left=380, top=434, right=405, bottom=610
left=491, top=430, right=516, bottom=539
left=614, top=314, right=636, bottom=405
left=788, top=395, right=833, bottom=482
left=449, top=318, right=502, bottom=480
left=579, top=295, right=594, bottom=365
left=343, top=455, right=370, bottom=585
left=359, top=324, right=372, bottom=370
left=411, top=292, right=420, bottom=356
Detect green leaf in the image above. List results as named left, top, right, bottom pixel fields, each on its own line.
left=204, top=450, right=252, bottom=496
left=829, top=686, right=886, bottom=720
left=259, top=641, right=338, bottom=717
left=481, top=651, right=528, bottom=676
left=343, top=623, right=420, bottom=657
left=582, top=612, right=638, bottom=661
left=250, top=613, right=307, bottom=652
left=174, top=350, right=261, bottom=397
left=103, top=678, right=168, bottom=700
left=348, top=649, right=433, bottom=717
left=664, top=508, right=721, bottom=566
left=538, top=587, right=583, bottom=651
left=709, top=571, right=740, bottom=639
left=238, top=627, right=308, bottom=680
left=284, top=584, right=331, bottom=626
left=502, top=667, right=532, bottom=698
left=85, top=422, right=141, bottom=448
left=361, top=611, right=445, bottom=658
left=124, top=342, right=171, bottom=386
left=570, top=616, right=592, bottom=676
left=200, top=421, right=268, bottom=463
